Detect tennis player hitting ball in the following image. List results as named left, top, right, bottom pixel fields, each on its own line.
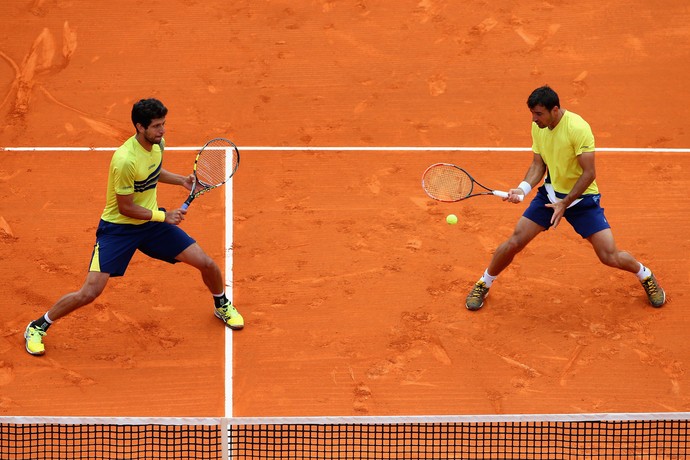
left=465, top=85, right=666, bottom=311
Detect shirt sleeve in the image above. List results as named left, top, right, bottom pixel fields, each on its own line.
left=112, top=153, right=136, bottom=195
left=572, top=121, right=595, bottom=155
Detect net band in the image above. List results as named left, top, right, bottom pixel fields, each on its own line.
left=2, top=413, right=689, bottom=459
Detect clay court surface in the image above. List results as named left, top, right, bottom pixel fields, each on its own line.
left=1, top=1, right=690, bottom=419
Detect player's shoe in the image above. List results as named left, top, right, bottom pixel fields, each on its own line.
left=24, top=323, right=46, bottom=356
left=466, top=281, right=490, bottom=311
left=641, top=274, right=666, bottom=307
left=215, top=301, right=244, bottom=330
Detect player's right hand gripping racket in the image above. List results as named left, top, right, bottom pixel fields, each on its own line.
left=181, top=138, right=240, bottom=210
left=421, top=163, right=523, bottom=202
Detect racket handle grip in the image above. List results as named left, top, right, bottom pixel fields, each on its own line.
left=181, top=202, right=190, bottom=211
left=493, top=190, right=524, bottom=202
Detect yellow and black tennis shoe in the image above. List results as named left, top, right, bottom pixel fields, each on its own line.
left=466, top=281, right=490, bottom=311
left=215, top=301, right=244, bottom=330
left=641, top=274, right=666, bottom=308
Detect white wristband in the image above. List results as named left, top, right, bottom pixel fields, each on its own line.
left=517, top=181, right=532, bottom=196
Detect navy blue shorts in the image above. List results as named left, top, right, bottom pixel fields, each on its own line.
left=523, top=186, right=610, bottom=238
left=89, top=219, right=196, bottom=277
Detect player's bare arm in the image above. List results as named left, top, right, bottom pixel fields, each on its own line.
left=159, top=169, right=194, bottom=190
left=507, top=153, right=546, bottom=202
left=116, top=193, right=185, bottom=225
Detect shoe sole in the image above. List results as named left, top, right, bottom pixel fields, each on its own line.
left=214, top=311, right=244, bottom=330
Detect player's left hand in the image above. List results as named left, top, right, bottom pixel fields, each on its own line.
left=165, top=208, right=188, bottom=225
left=182, top=174, right=194, bottom=191
left=545, top=201, right=567, bottom=228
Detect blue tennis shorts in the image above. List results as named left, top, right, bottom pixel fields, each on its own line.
left=89, top=219, right=196, bottom=277
left=523, top=186, right=610, bottom=238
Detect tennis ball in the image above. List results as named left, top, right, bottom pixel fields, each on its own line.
left=446, top=214, right=458, bottom=225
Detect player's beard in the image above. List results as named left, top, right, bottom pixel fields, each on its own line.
left=144, top=131, right=163, bottom=145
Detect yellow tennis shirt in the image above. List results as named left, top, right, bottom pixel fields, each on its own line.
left=101, top=135, right=163, bottom=225
left=531, top=110, right=598, bottom=196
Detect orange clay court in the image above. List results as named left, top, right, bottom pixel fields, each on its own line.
left=1, top=1, right=690, bottom=419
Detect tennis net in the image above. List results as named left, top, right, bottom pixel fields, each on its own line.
left=1, top=413, right=688, bottom=459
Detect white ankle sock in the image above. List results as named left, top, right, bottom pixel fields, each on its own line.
left=636, top=264, right=652, bottom=281
left=480, top=269, right=497, bottom=287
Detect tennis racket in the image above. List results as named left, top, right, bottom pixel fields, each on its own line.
left=181, top=138, right=240, bottom=210
left=421, top=163, right=523, bottom=202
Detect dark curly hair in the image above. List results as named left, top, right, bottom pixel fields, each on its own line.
left=131, top=98, right=168, bottom=129
left=527, top=86, right=560, bottom=111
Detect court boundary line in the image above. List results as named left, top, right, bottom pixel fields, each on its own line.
left=225, top=159, right=234, bottom=417
left=2, top=146, right=690, bottom=152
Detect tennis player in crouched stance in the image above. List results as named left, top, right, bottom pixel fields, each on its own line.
left=466, top=86, right=666, bottom=310
left=25, top=98, right=243, bottom=356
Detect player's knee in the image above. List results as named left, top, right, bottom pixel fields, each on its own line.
left=77, top=289, right=100, bottom=305
left=199, top=256, right=220, bottom=274
left=596, top=251, right=618, bottom=267
left=504, top=236, right=526, bottom=255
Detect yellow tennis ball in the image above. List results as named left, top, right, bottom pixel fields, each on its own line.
left=446, top=214, right=458, bottom=225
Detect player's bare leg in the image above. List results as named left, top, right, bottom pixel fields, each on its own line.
left=467, top=217, right=545, bottom=310
left=587, top=229, right=666, bottom=307
left=47, top=272, right=111, bottom=320
left=176, top=243, right=244, bottom=329
left=25, top=271, right=110, bottom=355
left=176, top=243, right=224, bottom=294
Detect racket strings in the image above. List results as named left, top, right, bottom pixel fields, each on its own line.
left=195, top=140, right=238, bottom=186
left=423, top=165, right=473, bottom=201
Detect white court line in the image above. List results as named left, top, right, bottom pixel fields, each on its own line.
left=2, top=146, right=690, bottom=152
left=225, top=158, right=234, bottom=417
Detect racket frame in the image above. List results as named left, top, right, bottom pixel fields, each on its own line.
left=182, top=137, right=240, bottom=210
left=421, top=162, right=521, bottom=202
